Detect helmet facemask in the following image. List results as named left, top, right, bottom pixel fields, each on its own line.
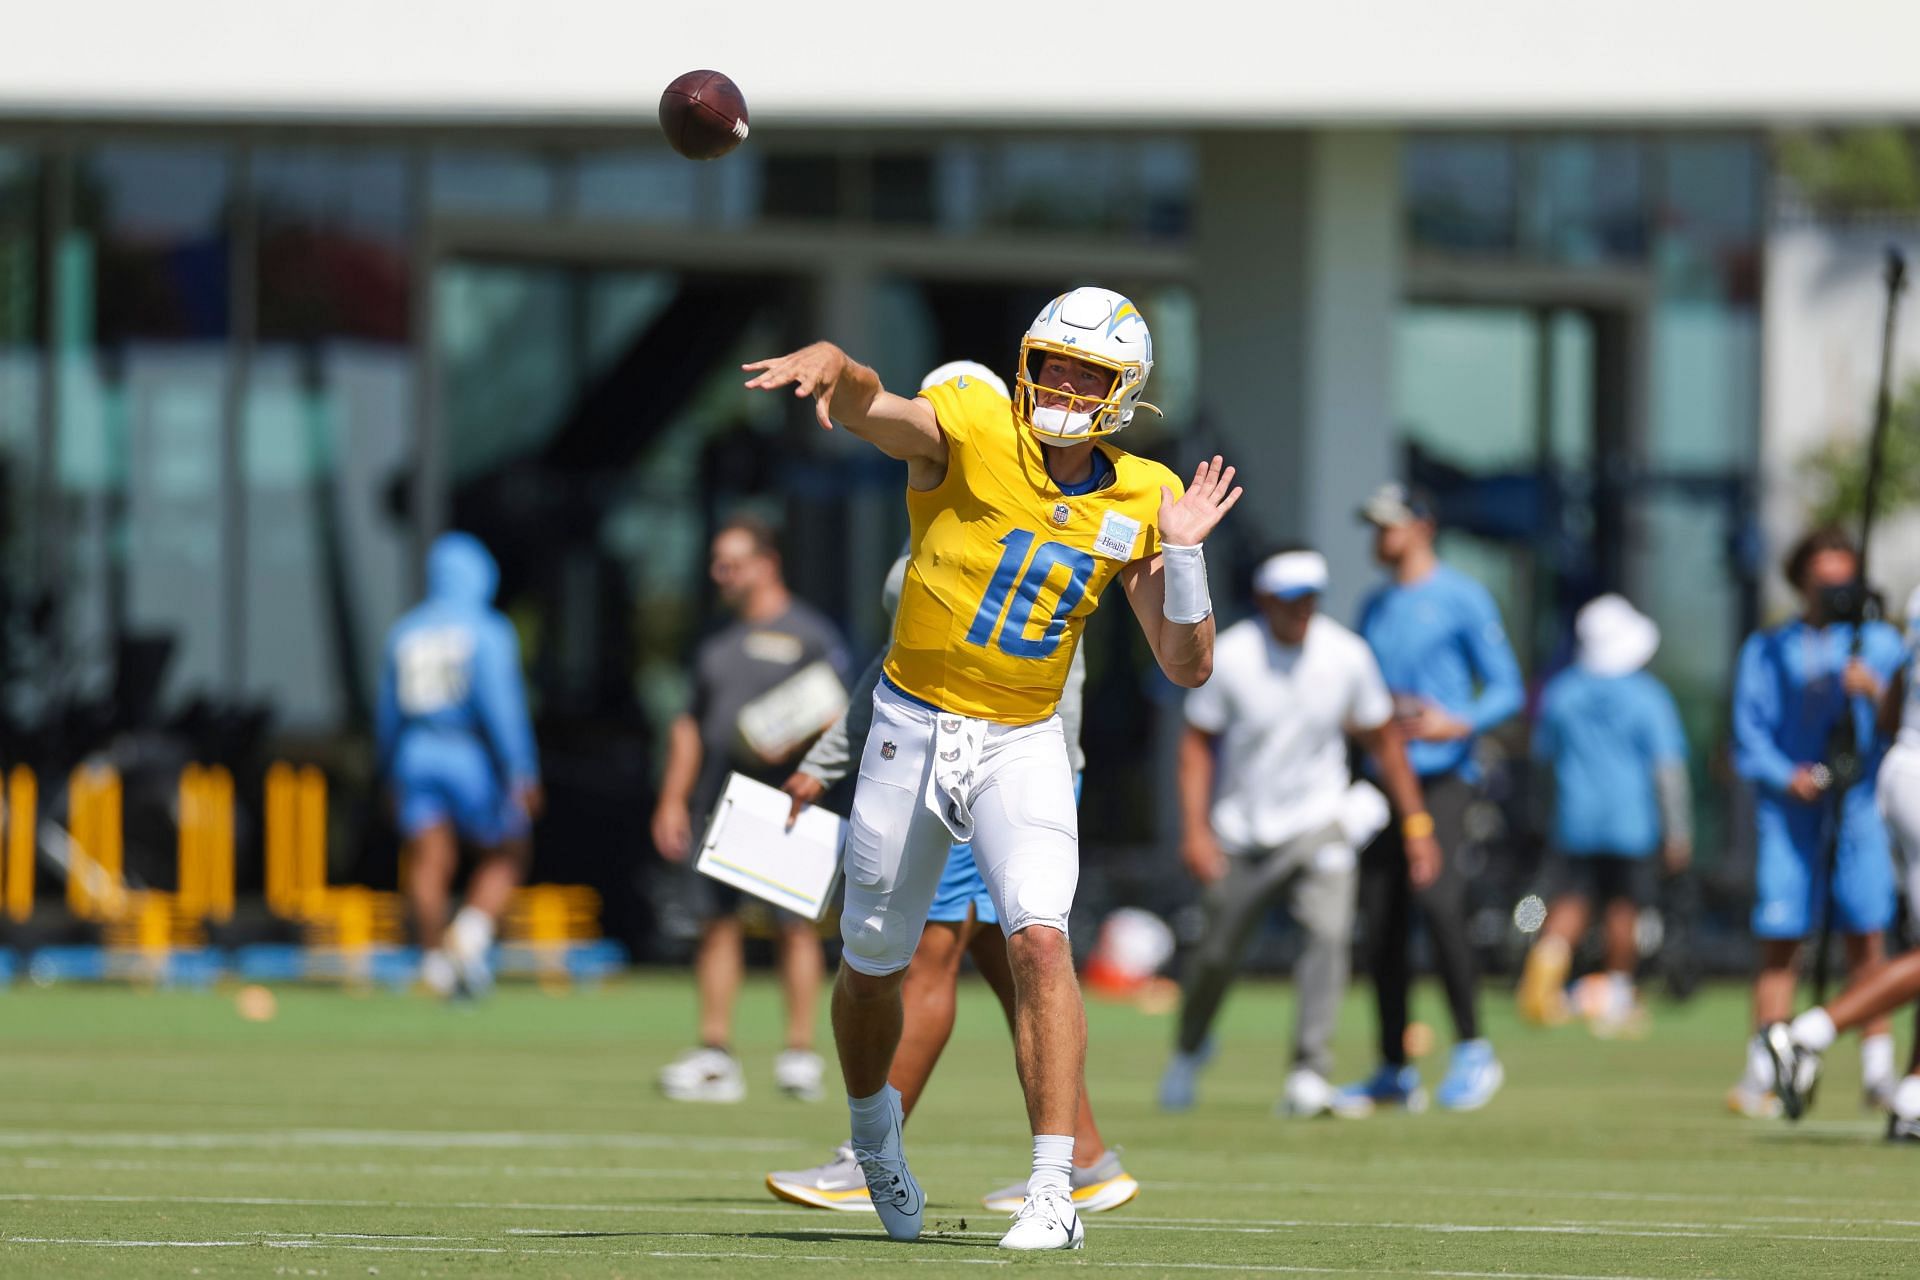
left=1015, top=341, right=1154, bottom=446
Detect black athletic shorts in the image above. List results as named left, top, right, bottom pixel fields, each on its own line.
left=1544, top=852, right=1658, bottom=908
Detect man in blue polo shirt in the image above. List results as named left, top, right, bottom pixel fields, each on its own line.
left=1335, top=483, right=1523, bottom=1115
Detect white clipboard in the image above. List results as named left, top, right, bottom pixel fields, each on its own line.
left=694, top=772, right=846, bottom=922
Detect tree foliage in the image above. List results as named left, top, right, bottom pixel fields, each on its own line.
left=1804, top=375, right=1920, bottom=528
left=1777, top=128, right=1920, bottom=216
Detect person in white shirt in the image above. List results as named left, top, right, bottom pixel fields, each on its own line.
left=1158, top=548, right=1440, bottom=1117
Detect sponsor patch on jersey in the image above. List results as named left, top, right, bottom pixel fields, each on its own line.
left=1092, top=510, right=1141, bottom=561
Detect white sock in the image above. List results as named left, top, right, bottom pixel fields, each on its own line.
left=448, top=906, right=495, bottom=963
left=1862, top=1031, right=1895, bottom=1091
left=1027, top=1134, right=1074, bottom=1198
left=1892, top=1074, right=1920, bottom=1120
left=1790, top=1008, right=1837, bottom=1054
left=1744, top=1033, right=1775, bottom=1090
left=848, top=1085, right=898, bottom=1149
left=1606, top=971, right=1634, bottom=1016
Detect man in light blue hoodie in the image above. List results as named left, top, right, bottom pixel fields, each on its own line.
left=377, top=532, right=542, bottom=999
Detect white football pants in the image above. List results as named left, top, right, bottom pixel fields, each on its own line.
left=838, top=680, right=1079, bottom=977
left=1879, top=742, right=1920, bottom=923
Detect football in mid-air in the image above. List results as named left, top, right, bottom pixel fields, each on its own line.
left=659, top=70, right=750, bottom=161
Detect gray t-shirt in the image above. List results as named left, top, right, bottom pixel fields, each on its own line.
left=689, top=600, right=848, bottom=818
left=799, top=553, right=1086, bottom=788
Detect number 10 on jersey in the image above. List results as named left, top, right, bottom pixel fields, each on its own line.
left=964, top=530, right=1096, bottom=660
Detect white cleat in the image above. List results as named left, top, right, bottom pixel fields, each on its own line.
left=853, top=1088, right=924, bottom=1242
left=774, top=1049, right=826, bottom=1102
left=658, top=1047, right=747, bottom=1103
left=419, top=949, right=459, bottom=999
left=999, top=1187, right=1085, bottom=1251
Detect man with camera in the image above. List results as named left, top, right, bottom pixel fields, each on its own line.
left=1727, top=527, right=1906, bottom=1117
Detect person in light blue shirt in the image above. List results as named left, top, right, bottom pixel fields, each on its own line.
left=376, top=531, right=542, bottom=999
left=1336, top=483, right=1524, bottom=1118
left=1726, top=526, right=1905, bottom=1118
left=1517, top=595, right=1691, bottom=1036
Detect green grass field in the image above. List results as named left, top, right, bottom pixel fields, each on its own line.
left=2, top=971, right=1915, bottom=1279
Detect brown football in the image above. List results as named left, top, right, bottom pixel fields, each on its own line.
left=659, top=70, right=750, bottom=161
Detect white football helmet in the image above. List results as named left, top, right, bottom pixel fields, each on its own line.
left=1014, top=286, right=1157, bottom=445
left=919, top=359, right=1010, bottom=399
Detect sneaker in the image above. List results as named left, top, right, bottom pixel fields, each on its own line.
left=419, top=949, right=458, bottom=999
left=1435, top=1040, right=1504, bottom=1112
left=1866, top=1081, right=1897, bottom=1113
left=851, top=1088, right=924, bottom=1242
left=658, top=1047, right=747, bottom=1103
left=1762, top=1022, right=1821, bottom=1121
left=980, top=1147, right=1140, bottom=1214
left=1280, top=1068, right=1336, bottom=1118
left=998, top=1187, right=1084, bottom=1251
left=447, top=947, right=493, bottom=1000
left=1331, top=1063, right=1427, bottom=1118
left=1887, top=1112, right=1920, bottom=1142
left=774, top=1049, right=826, bottom=1102
left=1725, top=1084, right=1783, bottom=1119
left=1157, top=1040, right=1213, bottom=1112
left=766, top=1143, right=874, bottom=1212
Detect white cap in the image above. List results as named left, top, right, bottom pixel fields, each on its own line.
left=1575, top=594, right=1660, bottom=677
left=919, top=359, right=1009, bottom=399
left=1253, top=550, right=1329, bottom=600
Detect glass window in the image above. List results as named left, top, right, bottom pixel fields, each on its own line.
left=437, top=261, right=574, bottom=484
left=871, top=152, right=936, bottom=226
left=246, top=148, right=416, bottom=730
left=1521, top=137, right=1647, bottom=264
left=0, top=150, right=39, bottom=628
left=62, top=145, right=233, bottom=711
left=1406, top=137, right=1517, bottom=254
left=760, top=154, right=841, bottom=220
left=574, top=148, right=699, bottom=224
left=430, top=148, right=558, bottom=218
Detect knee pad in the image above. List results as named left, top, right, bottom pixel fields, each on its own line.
left=1001, top=861, right=1076, bottom=938
left=840, top=903, right=915, bottom=976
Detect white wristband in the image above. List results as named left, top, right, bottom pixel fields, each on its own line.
left=1161, top=543, right=1212, bottom=624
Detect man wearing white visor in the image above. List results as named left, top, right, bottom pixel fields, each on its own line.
left=1517, top=595, right=1692, bottom=1038
left=1160, top=547, right=1436, bottom=1117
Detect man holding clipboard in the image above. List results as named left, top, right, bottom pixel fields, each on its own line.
left=651, top=517, right=849, bottom=1105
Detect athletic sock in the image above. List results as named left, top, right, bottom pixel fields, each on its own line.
left=1893, top=1074, right=1920, bottom=1120
left=447, top=906, right=495, bottom=963
left=1862, top=1031, right=1895, bottom=1091
left=1790, top=1008, right=1838, bottom=1054
left=1027, top=1134, right=1074, bottom=1198
left=1606, top=971, right=1634, bottom=1017
left=848, top=1085, right=899, bottom=1149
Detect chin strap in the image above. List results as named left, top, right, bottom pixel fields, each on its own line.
left=1161, top=543, right=1212, bottom=624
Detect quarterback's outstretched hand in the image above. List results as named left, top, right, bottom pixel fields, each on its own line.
left=743, top=342, right=849, bottom=432
left=1159, top=456, right=1242, bottom=546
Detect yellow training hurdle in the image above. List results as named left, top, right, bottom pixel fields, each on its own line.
left=3, top=765, right=34, bottom=923
left=66, top=764, right=125, bottom=921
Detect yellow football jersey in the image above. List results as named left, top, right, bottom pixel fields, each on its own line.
left=883, top=374, right=1183, bottom=725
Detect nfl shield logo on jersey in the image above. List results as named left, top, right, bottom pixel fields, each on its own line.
left=881, top=741, right=896, bottom=760
left=1052, top=502, right=1071, bottom=526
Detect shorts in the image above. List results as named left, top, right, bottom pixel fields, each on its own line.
left=928, top=775, right=1084, bottom=927
left=1879, top=744, right=1920, bottom=922
left=838, top=680, right=1079, bottom=977
left=1752, top=796, right=1896, bottom=940
left=1544, top=851, right=1658, bottom=908
left=682, top=867, right=808, bottom=927
left=393, top=738, right=527, bottom=847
